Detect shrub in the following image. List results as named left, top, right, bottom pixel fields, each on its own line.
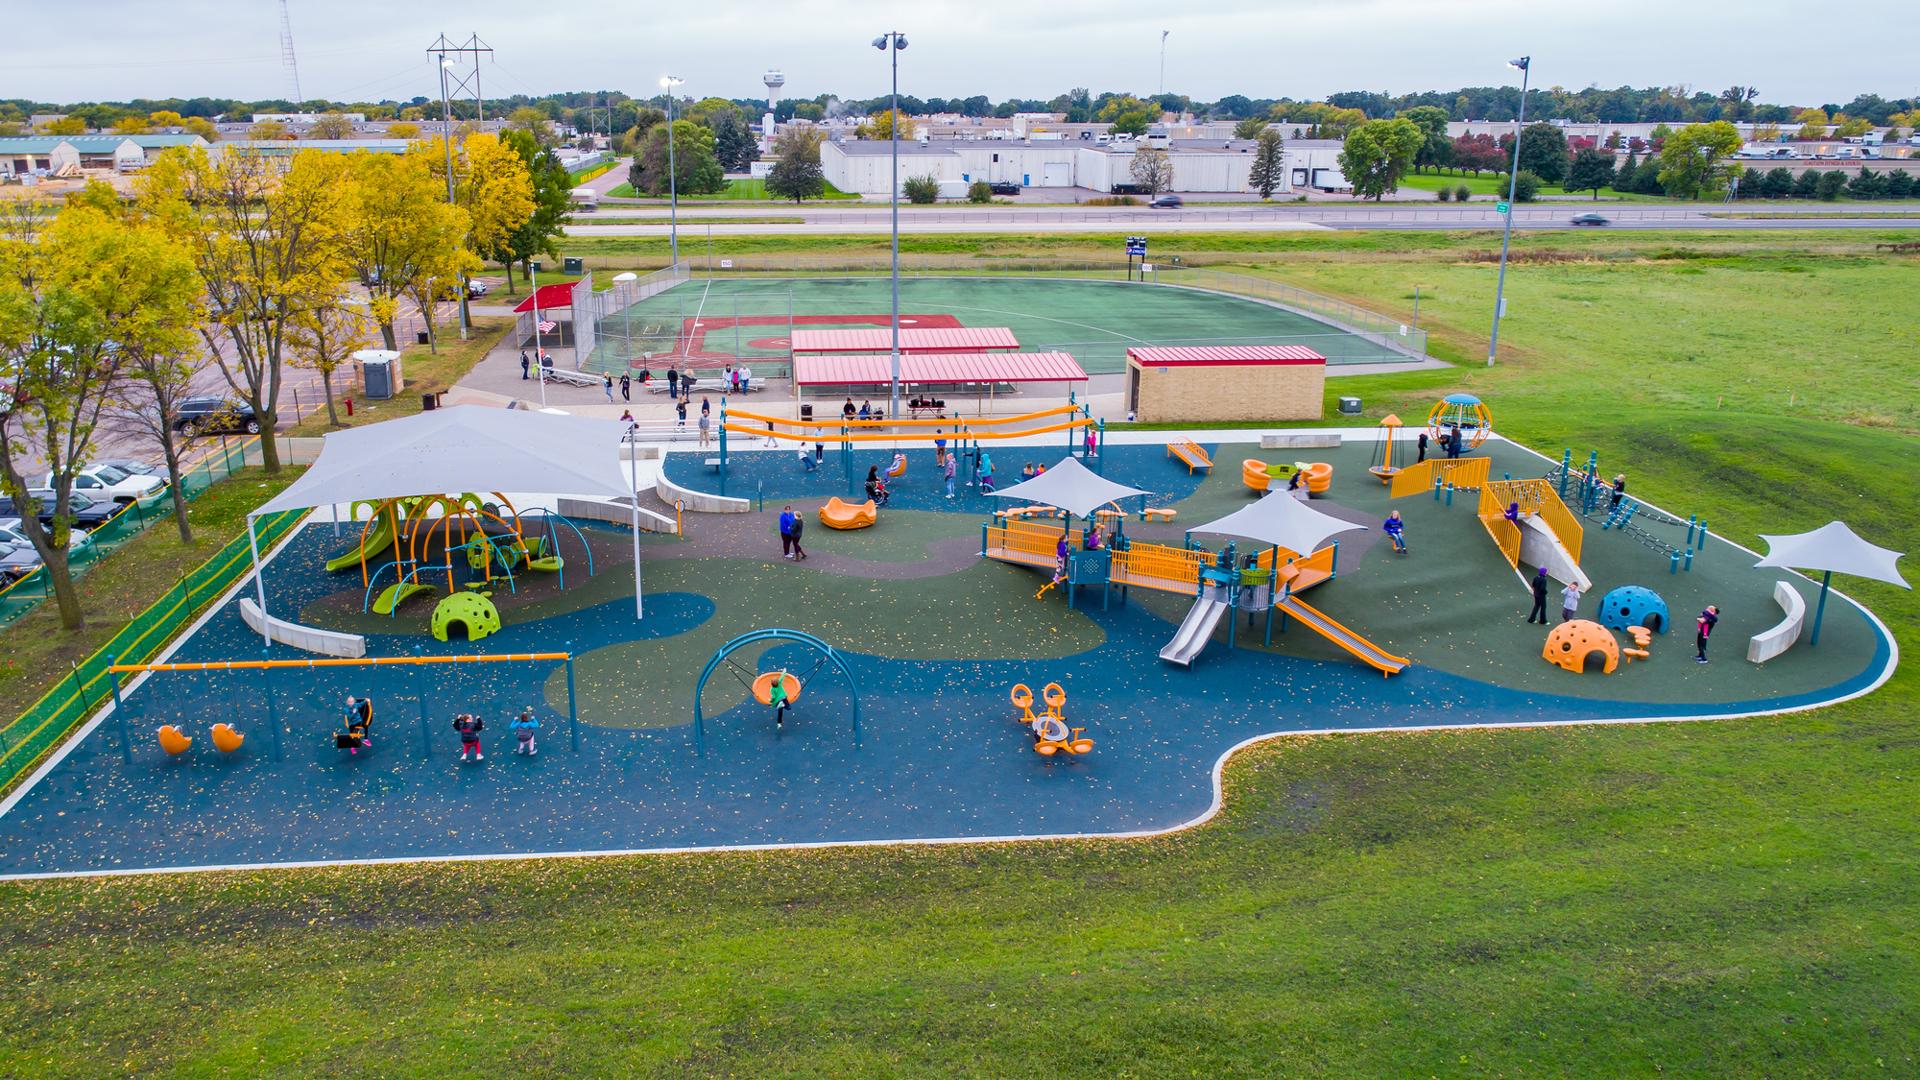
left=1792, top=169, right=1821, bottom=198
left=1509, top=170, right=1542, bottom=202
left=967, top=180, right=992, bottom=204
left=1761, top=168, right=1795, bottom=199
left=1435, top=186, right=1451, bottom=202
left=1083, top=195, right=1140, bottom=206
left=902, top=175, right=940, bottom=204
left=1847, top=169, right=1884, bottom=200
left=1816, top=171, right=1847, bottom=201
left=1454, top=184, right=1472, bottom=202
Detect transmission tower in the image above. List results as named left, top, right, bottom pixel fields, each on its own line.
left=278, top=0, right=304, bottom=106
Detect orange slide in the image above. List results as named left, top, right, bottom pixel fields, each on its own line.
left=819, top=497, right=878, bottom=530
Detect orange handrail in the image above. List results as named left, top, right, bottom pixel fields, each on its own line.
left=726, top=403, right=1080, bottom=431
left=721, top=416, right=1090, bottom=444
left=110, top=653, right=572, bottom=674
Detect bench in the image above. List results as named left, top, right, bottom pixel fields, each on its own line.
left=704, top=457, right=723, bottom=471
left=1141, top=508, right=1177, bottom=523
left=537, top=366, right=601, bottom=388
left=1748, top=580, right=1806, bottom=664
left=239, top=598, right=367, bottom=658
left=908, top=397, right=947, bottom=417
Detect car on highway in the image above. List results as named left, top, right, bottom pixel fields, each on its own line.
left=36, top=463, right=164, bottom=505
left=0, top=490, right=122, bottom=529
left=1570, top=212, right=1610, bottom=226
left=1150, top=194, right=1184, bottom=209
left=171, top=396, right=261, bottom=436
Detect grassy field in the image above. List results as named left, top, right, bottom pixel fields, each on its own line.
left=3, top=229, right=1919, bottom=1075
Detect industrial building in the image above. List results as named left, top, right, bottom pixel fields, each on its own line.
left=819, top=138, right=1348, bottom=196
left=0, top=134, right=207, bottom=177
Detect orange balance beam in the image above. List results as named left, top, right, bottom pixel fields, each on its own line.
left=110, top=653, right=572, bottom=674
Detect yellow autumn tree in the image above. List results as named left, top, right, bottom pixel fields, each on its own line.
left=341, top=149, right=474, bottom=351
left=140, top=147, right=353, bottom=472
left=455, top=132, right=535, bottom=269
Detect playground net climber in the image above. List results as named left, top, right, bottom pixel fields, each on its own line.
left=1546, top=450, right=1710, bottom=574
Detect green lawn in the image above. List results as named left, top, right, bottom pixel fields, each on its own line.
left=604, top=178, right=860, bottom=201
left=4, top=229, right=1920, bottom=1075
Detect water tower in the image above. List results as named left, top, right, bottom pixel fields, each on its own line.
left=761, top=69, right=785, bottom=139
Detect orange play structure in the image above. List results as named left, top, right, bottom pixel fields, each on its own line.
left=210, top=723, right=245, bottom=754
left=1168, top=439, right=1212, bottom=474
left=1543, top=620, right=1620, bottom=674
left=1368, top=414, right=1403, bottom=484
left=1009, top=682, right=1093, bottom=756
left=752, top=670, right=802, bottom=705
left=1242, top=458, right=1272, bottom=492
left=1242, top=458, right=1328, bottom=495
left=722, top=403, right=1094, bottom=446
left=819, top=497, right=878, bottom=530
left=1388, top=456, right=1491, bottom=499
left=157, top=725, right=192, bottom=755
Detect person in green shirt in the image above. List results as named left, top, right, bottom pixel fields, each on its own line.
left=769, top=669, right=790, bottom=728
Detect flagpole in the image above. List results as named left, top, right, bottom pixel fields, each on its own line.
left=532, top=264, right=547, bottom=407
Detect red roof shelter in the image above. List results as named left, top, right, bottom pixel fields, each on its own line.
left=793, top=351, right=1087, bottom=387
left=510, top=282, right=578, bottom=314
left=789, top=326, right=1019, bottom=353
left=1124, top=345, right=1326, bottom=367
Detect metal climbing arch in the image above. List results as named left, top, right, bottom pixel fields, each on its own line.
left=691, top=628, right=862, bottom=753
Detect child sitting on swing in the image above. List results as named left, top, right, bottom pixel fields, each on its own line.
left=337, top=695, right=374, bottom=755
left=510, top=707, right=540, bottom=756
left=768, top=669, right=791, bottom=730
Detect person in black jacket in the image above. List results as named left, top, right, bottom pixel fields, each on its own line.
left=453, top=713, right=485, bottom=762
left=1526, top=567, right=1550, bottom=624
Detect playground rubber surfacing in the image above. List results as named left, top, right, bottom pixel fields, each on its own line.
left=0, top=440, right=1896, bottom=879
left=587, top=276, right=1405, bottom=375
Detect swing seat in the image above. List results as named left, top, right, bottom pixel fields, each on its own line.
left=211, top=723, right=245, bottom=753
left=752, top=671, right=802, bottom=706
left=1041, top=682, right=1067, bottom=717
left=157, top=725, right=192, bottom=756
left=526, top=555, right=563, bottom=572
left=886, top=457, right=907, bottom=478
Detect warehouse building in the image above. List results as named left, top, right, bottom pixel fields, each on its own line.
left=819, top=138, right=1347, bottom=196
left=0, top=134, right=206, bottom=177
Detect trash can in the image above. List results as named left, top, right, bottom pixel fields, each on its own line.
left=416, top=331, right=430, bottom=345
left=563, top=256, right=584, bottom=274
left=362, top=356, right=394, bottom=400
left=530, top=260, right=543, bottom=273
left=1338, top=396, right=1362, bottom=415
left=799, top=404, right=814, bottom=421
left=422, top=393, right=438, bottom=411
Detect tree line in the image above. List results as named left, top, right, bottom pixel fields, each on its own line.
left=0, top=133, right=568, bottom=630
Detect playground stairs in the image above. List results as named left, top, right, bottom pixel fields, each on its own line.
left=1477, top=479, right=1587, bottom=589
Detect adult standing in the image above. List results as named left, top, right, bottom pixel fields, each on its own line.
left=777, top=505, right=796, bottom=559
left=1526, top=566, right=1550, bottom=624
left=603, top=373, right=615, bottom=403
left=1447, top=423, right=1463, bottom=459
left=667, top=364, right=680, bottom=399
left=1695, top=604, right=1719, bottom=663
left=619, top=372, right=631, bottom=402
left=789, top=511, right=807, bottom=561
left=1610, top=473, right=1627, bottom=513
left=520, top=350, right=530, bottom=380
left=1416, top=431, right=1428, bottom=463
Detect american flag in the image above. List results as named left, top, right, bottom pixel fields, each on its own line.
left=537, top=320, right=557, bottom=334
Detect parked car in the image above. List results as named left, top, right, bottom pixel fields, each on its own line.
left=0, top=517, right=92, bottom=553
left=0, top=490, right=121, bottom=528
left=36, top=463, right=164, bottom=504
left=1570, top=212, right=1610, bottom=226
left=94, top=458, right=164, bottom=478
left=0, top=540, right=41, bottom=584
left=988, top=181, right=1021, bottom=196
left=1150, top=194, right=1184, bottom=209
left=171, top=396, right=261, bottom=436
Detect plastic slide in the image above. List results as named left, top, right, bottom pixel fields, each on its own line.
left=326, top=514, right=397, bottom=573
left=1275, top=595, right=1409, bottom=676
left=1159, top=597, right=1230, bottom=667
left=819, top=497, right=878, bottom=530
left=1168, top=440, right=1213, bottom=473
left=372, top=581, right=435, bottom=615
left=1519, top=515, right=1592, bottom=591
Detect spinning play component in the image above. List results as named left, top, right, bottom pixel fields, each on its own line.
left=1427, top=393, right=1492, bottom=452
left=1368, top=414, right=1403, bottom=484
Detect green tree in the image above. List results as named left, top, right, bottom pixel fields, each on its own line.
left=247, top=119, right=290, bottom=141
left=630, top=120, right=725, bottom=197
left=1108, top=109, right=1153, bottom=137
left=44, top=116, right=86, bottom=135
left=1564, top=147, right=1616, bottom=199
left=1792, top=169, right=1821, bottom=198
left=0, top=202, right=198, bottom=628
left=764, top=127, right=826, bottom=203
left=1656, top=121, right=1744, bottom=198
left=182, top=116, right=218, bottom=141
left=1514, top=122, right=1569, bottom=184
left=711, top=112, right=759, bottom=172
left=1846, top=168, right=1883, bottom=199
left=1336, top=118, right=1424, bottom=200
left=337, top=149, right=471, bottom=351
left=1832, top=115, right=1872, bottom=139
left=1232, top=117, right=1269, bottom=140
left=1247, top=128, right=1284, bottom=199
left=1096, top=95, right=1153, bottom=123
left=858, top=109, right=917, bottom=142
left=496, top=130, right=573, bottom=294
left=1128, top=147, right=1174, bottom=197
left=1815, top=171, right=1846, bottom=200
left=308, top=112, right=355, bottom=140
left=1398, top=105, right=1451, bottom=172
left=902, top=175, right=940, bottom=204
left=967, top=180, right=993, bottom=203
left=1761, top=168, right=1795, bottom=198
left=1885, top=170, right=1913, bottom=200
left=1793, top=108, right=1828, bottom=141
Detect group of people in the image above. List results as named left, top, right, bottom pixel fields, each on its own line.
left=776, top=505, right=810, bottom=560
left=841, top=399, right=882, bottom=421
left=335, top=695, right=541, bottom=762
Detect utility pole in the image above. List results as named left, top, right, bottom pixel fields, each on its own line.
left=1158, top=30, right=1170, bottom=99
left=427, top=32, right=494, bottom=338
left=1487, top=55, right=1529, bottom=367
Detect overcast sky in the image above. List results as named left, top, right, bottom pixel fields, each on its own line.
left=5, top=0, right=1913, bottom=108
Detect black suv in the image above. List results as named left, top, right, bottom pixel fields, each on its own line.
left=988, top=181, right=1021, bottom=196
left=0, top=490, right=121, bottom=528
left=172, top=396, right=261, bottom=435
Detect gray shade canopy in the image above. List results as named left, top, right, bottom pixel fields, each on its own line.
left=1754, top=521, right=1909, bottom=589
left=255, top=406, right=635, bottom=515
left=1189, top=491, right=1366, bottom=554
left=988, top=456, right=1151, bottom=518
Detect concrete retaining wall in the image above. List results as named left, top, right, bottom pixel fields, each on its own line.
left=556, top=496, right=679, bottom=534
left=657, top=469, right=750, bottom=513
left=1748, top=580, right=1806, bottom=664
left=239, top=598, right=367, bottom=658
left=1261, top=433, right=1343, bottom=449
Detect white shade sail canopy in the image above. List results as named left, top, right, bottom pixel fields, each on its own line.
left=1189, top=491, right=1366, bottom=554
left=1754, top=521, right=1910, bottom=589
left=988, top=456, right=1151, bottom=518
left=255, top=406, right=635, bottom=515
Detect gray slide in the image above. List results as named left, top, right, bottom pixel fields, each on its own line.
left=1160, top=597, right=1229, bottom=667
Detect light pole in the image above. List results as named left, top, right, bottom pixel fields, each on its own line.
left=1487, top=55, right=1529, bottom=367
left=872, top=31, right=908, bottom=419
left=437, top=56, right=471, bottom=338
left=660, top=75, right=684, bottom=267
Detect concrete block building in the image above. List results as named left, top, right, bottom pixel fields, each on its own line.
left=1123, top=346, right=1326, bottom=423
left=819, top=138, right=1348, bottom=196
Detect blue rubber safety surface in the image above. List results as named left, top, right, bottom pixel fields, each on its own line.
left=0, top=445, right=1895, bottom=877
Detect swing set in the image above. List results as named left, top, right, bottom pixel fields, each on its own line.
left=690, top=629, right=863, bottom=754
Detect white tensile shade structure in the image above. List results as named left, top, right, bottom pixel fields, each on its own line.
left=246, top=407, right=644, bottom=642
left=987, top=456, right=1151, bottom=519
left=1188, top=490, right=1366, bottom=555
left=1754, top=520, right=1909, bottom=645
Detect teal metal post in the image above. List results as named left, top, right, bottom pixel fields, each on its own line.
left=417, top=675, right=432, bottom=758
left=107, top=657, right=131, bottom=766
left=1330, top=539, right=1341, bottom=579
left=1557, top=448, right=1572, bottom=498
left=717, top=409, right=728, bottom=497
left=1809, top=570, right=1832, bottom=646
left=566, top=652, right=580, bottom=750
left=261, top=647, right=282, bottom=762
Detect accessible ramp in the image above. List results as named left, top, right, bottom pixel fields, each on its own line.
left=1274, top=594, right=1409, bottom=676
left=1159, top=596, right=1230, bottom=667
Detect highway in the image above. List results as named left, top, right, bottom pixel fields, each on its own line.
left=566, top=203, right=1920, bottom=236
